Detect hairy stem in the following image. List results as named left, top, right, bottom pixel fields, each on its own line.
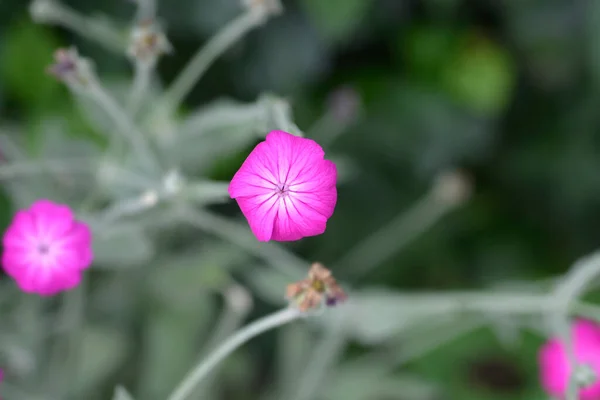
left=290, top=320, right=347, bottom=400
left=158, top=9, right=268, bottom=116
left=88, top=83, right=161, bottom=176
left=340, top=192, right=454, bottom=279
left=183, top=207, right=306, bottom=279
left=32, top=0, right=124, bottom=53
left=128, top=62, right=154, bottom=117
left=551, top=251, right=600, bottom=400
left=166, top=307, right=302, bottom=400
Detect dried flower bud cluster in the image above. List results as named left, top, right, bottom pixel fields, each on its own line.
left=128, top=19, right=172, bottom=65
left=47, top=48, right=96, bottom=91
left=286, top=263, right=347, bottom=312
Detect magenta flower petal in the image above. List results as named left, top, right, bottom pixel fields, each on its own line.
left=229, top=130, right=337, bottom=242
left=538, top=319, right=600, bottom=400
left=2, top=199, right=93, bottom=296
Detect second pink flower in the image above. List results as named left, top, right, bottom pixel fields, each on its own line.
left=228, top=130, right=337, bottom=242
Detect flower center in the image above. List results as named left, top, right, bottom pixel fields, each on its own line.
left=310, top=279, right=326, bottom=293
left=36, top=242, right=50, bottom=255
left=275, top=183, right=289, bottom=198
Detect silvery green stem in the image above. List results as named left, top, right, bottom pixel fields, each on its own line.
left=551, top=251, right=600, bottom=400
left=98, top=189, right=159, bottom=227
left=128, top=62, right=153, bottom=116
left=290, top=320, right=347, bottom=400
left=390, top=318, right=486, bottom=367
left=183, top=208, right=306, bottom=279
left=268, top=96, right=304, bottom=137
left=158, top=8, right=269, bottom=117
left=166, top=307, right=302, bottom=400
left=192, top=284, right=253, bottom=398
left=133, top=0, right=156, bottom=21
left=30, top=0, right=125, bottom=53
left=343, top=171, right=470, bottom=279
left=88, top=83, right=161, bottom=176
left=0, top=159, right=92, bottom=179
left=340, top=193, right=452, bottom=278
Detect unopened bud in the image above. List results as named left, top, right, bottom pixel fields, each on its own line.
left=47, top=47, right=96, bottom=92
left=432, top=169, right=472, bottom=206
left=127, top=19, right=172, bottom=66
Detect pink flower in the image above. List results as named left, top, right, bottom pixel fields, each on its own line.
left=229, top=130, right=337, bottom=242
left=539, top=319, right=600, bottom=399
left=2, top=200, right=93, bottom=296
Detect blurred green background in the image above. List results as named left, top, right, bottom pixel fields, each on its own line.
left=1, top=0, right=599, bottom=399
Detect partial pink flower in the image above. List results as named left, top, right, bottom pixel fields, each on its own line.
left=2, top=200, right=93, bottom=296
left=539, top=319, right=600, bottom=400
left=229, top=130, right=337, bottom=242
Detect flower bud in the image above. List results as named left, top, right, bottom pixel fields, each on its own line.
left=127, top=19, right=172, bottom=66
left=47, top=47, right=96, bottom=92
left=286, top=263, right=347, bottom=312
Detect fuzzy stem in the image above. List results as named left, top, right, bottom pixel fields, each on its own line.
left=340, top=192, right=453, bottom=279
left=290, top=321, right=347, bottom=400
left=128, top=62, right=154, bottom=117
left=31, top=0, right=124, bottom=53
left=0, top=158, right=92, bottom=179
left=133, top=0, right=156, bottom=21
left=192, top=284, right=253, bottom=398
left=166, top=307, right=302, bottom=400
left=551, top=251, right=600, bottom=400
left=88, top=83, right=162, bottom=176
left=183, top=207, right=306, bottom=279
left=158, top=9, right=268, bottom=116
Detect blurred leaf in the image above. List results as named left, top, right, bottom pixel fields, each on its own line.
left=112, top=386, right=135, bottom=400
left=93, top=226, right=154, bottom=268
left=328, top=155, right=359, bottom=184
left=587, top=0, right=600, bottom=87
left=235, top=14, right=329, bottom=93
left=409, top=327, right=545, bottom=400
left=147, top=242, right=246, bottom=311
left=301, top=0, right=371, bottom=42
left=276, top=324, right=313, bottom=398
left=245, top=267, right=289, bottom=306
left=74, top=79, right=135, bottom=138
left=170, top=98, right=267, bottom=173
left=137, top=295, right=216, bottom=399
left=323, top=290, right=432, bottom=345
left=183, top=180, right=230, bottom=205
left=324, top=362, right=439, bottom=400
left=35, top=117, right=101, bottom=160
left=75, top=325, right=129, bottom=394
left=441, top=33, right=516, bottom=116
left=0, top=21, right=62, bottom=111
left=402, top=25, right=459, bottom=83
left=363, top=80, right=494, bottom=176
